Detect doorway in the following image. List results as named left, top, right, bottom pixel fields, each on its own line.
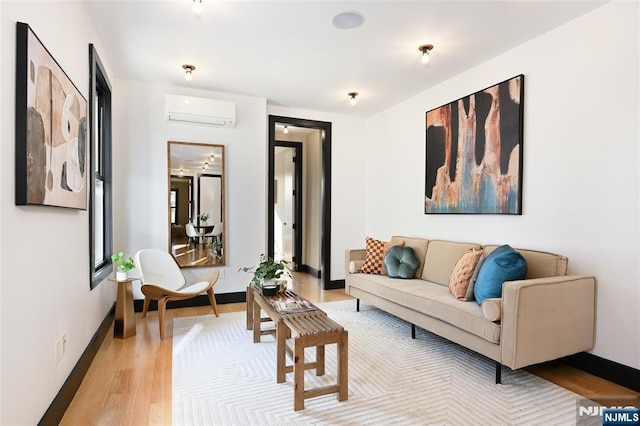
left=273, top=142, right=303, bottom=270
left=268, top=115, right=335, bottom=290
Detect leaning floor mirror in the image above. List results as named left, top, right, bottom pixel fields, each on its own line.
left=168, top=141, right=225, bottom=267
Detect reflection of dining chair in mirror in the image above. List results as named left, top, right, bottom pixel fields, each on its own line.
left=204, top=222, right=223, bottom=244
left=135, top=249, right=220, bottom=339
left=185, top=223, right=201, bottom=246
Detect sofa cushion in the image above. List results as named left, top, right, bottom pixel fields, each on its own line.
left=384, top=246, right=420, bottom=279
left=422, top=240, right=483, bottom=285
left=474, top=245, right=527, bottom=304
left=361, top=237, right=404, bottom=275
left=348, top=274, right=501, bottom=343
left=448, top=248, right=483, bottom=300
left=484, top=245, right=567, bottom=278
left=481, top=298, right=502, bottom=321
left=391, top=236, right=429, bottom=278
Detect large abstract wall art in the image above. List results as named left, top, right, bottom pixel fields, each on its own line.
left=425, top=75, right=524, bottom=215
left=15, top=22, right=88, bottom=209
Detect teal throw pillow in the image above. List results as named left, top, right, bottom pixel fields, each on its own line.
left=384, top=246, right=420, bottom=279
left=474, top=245, right=527, bottom=304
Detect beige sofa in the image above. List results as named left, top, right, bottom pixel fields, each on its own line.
left=345, top=236, right=596, bottom=383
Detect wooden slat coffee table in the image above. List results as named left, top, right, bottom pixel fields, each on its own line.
left=246, top=285, right=348, bottom=410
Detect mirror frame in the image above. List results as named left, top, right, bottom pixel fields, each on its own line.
left=167, top=141, right=226, bottom=268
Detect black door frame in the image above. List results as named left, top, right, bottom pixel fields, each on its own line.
left=268, top=115, right=336, bottom=290
left=273, top=141, right=303, bottom=272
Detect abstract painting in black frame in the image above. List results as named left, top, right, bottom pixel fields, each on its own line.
left=15, top=22, right=88, bottom=209
left=425, top=75, right=524, bottom=214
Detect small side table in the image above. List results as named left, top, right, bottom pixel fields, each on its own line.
left=109, top=277, right=139, bottom=339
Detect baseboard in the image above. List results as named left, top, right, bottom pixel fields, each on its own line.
left=133, top=291, right=246, bottom=312
left=325, top=279, right=345, bottom=290
left=38, top=304, right=116, bottom=426
left=564, top=352, right=640, bottom=393
left=300, top=264, right=321, bottom=278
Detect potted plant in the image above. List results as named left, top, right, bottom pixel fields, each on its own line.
left=199, top=212, right=210, bottom=225
left=111, top=252, right=135, bottom=281
left=209, top=240, right=223, bottom=258
left=239, top=254, right=291, bottom=289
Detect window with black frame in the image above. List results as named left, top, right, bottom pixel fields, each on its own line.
left=89, top=44, right=113, bottom=289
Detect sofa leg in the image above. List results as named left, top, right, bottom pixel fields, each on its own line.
left=495, top=361, right=502, bottom=384
left=356, top=299, right=360, bottom=312
left=411, top=324, right=416, bottom=339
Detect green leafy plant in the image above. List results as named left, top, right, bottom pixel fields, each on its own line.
left=210, top=240, right=222, bottom=253
left=199, top=212, right=210, bottom=223
left=239, top=254, right=291, bottom=286
left=111, top=252, right=135, bottom=272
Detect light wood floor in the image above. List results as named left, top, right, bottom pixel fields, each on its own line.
left=61, top=273, right=638, bottom=425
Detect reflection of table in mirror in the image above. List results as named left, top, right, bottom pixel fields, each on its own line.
left=109, top=277, right=139, bottom=339
left=195, top=225, right=214, bottom=235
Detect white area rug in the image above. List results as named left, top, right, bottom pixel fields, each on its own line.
left=173, top=300, right=592, bottom=425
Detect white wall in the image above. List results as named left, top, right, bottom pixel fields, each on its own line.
left=114, top=79, right=268, bottom=296
left=0, top=2, right=116, bottom=424
left=268, top=106, right=368, bottom=280
left=364, top=2, right=639, bottom=369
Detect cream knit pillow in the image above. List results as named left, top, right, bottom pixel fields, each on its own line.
left=448, top=248, right=483, bottom=300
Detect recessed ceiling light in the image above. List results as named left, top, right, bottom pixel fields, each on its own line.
left=332, top=11, right=364, bottom=30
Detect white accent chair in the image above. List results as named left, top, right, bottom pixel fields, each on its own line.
left=135, top=249, right=220, bottom=339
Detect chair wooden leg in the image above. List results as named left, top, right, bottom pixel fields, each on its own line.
left=207, top=288, right=219, bottom=317
left=142, top=297, right=150, bottom=318
left=158, top=297, right=168, bottom=339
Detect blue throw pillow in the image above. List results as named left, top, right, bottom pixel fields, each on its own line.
left=384, top=246, right=420, bottom=279
left=474, top=245, right=527, bottom=304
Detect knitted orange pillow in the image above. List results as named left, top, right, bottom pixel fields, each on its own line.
left=448, top=248, right=484, bottom=300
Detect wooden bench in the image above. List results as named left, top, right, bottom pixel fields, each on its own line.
left=282, top=313, right=348, bottom=411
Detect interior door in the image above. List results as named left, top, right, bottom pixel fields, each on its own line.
left=273, top=142, right=302, bottom=270
left=274, top=146, right=296, bottom=265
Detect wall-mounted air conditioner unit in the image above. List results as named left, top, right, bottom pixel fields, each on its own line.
left=165, top=94, right=236, bottom=128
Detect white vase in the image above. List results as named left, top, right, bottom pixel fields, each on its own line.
left=116, top=271, right=128, bottom=281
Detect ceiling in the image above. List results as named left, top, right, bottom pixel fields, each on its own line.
left=170, top=143, right=223, bottom=174
left=85, top=1, right=606, bottom=118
